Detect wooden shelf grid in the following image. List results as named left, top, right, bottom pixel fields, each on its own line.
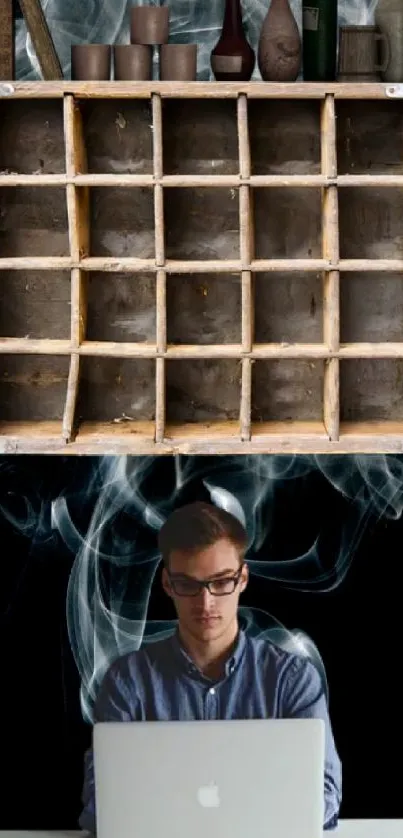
left=1, top=81, right=403, bottom=454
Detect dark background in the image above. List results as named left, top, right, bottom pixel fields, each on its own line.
left=1, top=453, right=402, bottom=829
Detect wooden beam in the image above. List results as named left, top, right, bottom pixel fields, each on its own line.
left=0, top=0, right=13, bottom=80
left=18, top=0, right=63, bottom=80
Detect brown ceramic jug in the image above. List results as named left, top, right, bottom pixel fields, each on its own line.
left=258, top=0, right=301, bottom=81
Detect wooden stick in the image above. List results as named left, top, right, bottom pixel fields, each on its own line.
left=237, top=94, right=251, bottom=180
left=1, top=338, right=403, bottom=361
left=0, top=0, right=13, bottom=80
left=155, top=357, right=165, bottom=442
left=237, top=95, right=254, bottom=441
left=71, top=269, right=87, bottom=348
left=0, top=80, right=394, bottom=99
left=152, top=92, right=163, bottom=180
left=152, top=94, right=166, bottom=440
left=156, top=270, right=167, bottom=354
left=152, top=94, right=165, bottom=267
left=63, top=353, right=80, bottom=441
left=64, top=95, right=89, bottom=260
left=63, top=95, right=88, bottom=441
left=321, top=94, right=340, bottom=442
left=4, top=255, right=403, bottom=274
left=240, top=357, right=252, bottom=441
left=3, top=172, right=403, bottom=189
left=18, top=0, right=63, bottom=80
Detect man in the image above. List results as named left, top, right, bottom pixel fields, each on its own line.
left=79, top=501, right=342, bottom=833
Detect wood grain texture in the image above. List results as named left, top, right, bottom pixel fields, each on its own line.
left=18, top=0, right=63, bottom=80
left=0, top=0, right=13, bottom=80
left=0, top=85, right=403, bottom=454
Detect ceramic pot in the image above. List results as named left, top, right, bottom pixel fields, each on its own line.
left=114, top=44, right=152, bottom=80
left=130, top=6, right=169, bottom=45
left=337, top=25, right=389, bottom=82
left=258, top=0, right=301, bottom=82
left=160, top=44, right=197, bottom=80
left=375, top=0, right=403, bottom=82
left=71, top=45, right=111, bottom=80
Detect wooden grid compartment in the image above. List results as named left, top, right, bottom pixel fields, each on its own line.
left=2, top=81, right=403, bottom=454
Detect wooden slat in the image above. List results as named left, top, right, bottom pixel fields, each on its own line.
left=337, top=175, right=403, bottom=187
left=62, top=352, right=80, bottom=441
left=238, top=94, right=254, bottom=441
left=152, top=94, right=165, bottom=266
left=64, top=95, right=90, bottom=259
left=4, top=172, right=403, bottom=189
left=155, top=270, right=167, bottom=437
left=0, top=338, right=71, bottom=355
left=152, top=94, right=166, bottom=441
left=0, top=81, right=396, bottom=99
left=1, top=339, right=403, bottom=360
left=156, top=270, right=167, bottom=354
left=155, top=357, right=165, bottom=443
left=4, top=256, right=403, bottom=274
left=63, top=95, right=89, bottom=441
left=17, top=0, right=63, bottom=80
left=0, top=175, right=68, bottom=186
left=237, top=94, right=251, bottom=180
left=4, top=420, right=403, bottom=456
left=240, top=357, right=252, bottom=441
left=64, top=96, right=88, bottom=176
left=71, top=268, right=87, bottom=347
left=338, top=260, right=403, bottom=272
left=152, top=92, right=164, bottom=180
left=0, top=0, right=13, bottom=81
left=0, top=258, right=73, bottom=270
left=321, top=94, right=340, bottom=442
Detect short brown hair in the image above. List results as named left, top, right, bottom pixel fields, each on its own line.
left=158, top=501, right=247, bottom=567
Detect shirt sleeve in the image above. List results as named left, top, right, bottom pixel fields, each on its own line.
left=281, top=656, right=342, bottom=830
left=78, top=657, right=140, bottom=835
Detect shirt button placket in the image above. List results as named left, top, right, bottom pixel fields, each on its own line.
left=205, top=686, right=218, bottom=720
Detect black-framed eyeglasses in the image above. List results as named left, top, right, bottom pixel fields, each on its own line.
left=168, top=564, right=245, bottom=597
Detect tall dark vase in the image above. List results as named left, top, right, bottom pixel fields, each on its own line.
left=210, top=0, right=255, bottom=82
left=302, top=0, right=338, bottom=81
left=258, top=0, right=301, bottom=82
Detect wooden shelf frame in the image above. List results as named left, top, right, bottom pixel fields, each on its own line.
left=1, top=82, right=403, bottom=454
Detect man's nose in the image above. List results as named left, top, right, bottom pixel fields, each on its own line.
left=199, top=586, right=213, bottom=606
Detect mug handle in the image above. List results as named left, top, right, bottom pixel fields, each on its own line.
left=375, top=32, right=390, bottom=73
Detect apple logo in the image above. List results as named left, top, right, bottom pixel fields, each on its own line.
left=197, top=782, right=220, bottom=808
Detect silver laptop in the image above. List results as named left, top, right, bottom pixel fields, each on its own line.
left=93, top=718, right=325, bottom=838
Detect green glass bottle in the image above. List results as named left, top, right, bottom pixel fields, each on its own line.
left=302, top=0, right=338, bottom=81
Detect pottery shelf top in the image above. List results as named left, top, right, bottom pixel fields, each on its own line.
left=0, top=80, right=401, bottom=100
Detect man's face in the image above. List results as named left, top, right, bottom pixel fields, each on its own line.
left=162, top=538, right=248, bottom=644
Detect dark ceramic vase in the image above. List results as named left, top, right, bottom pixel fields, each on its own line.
left=258, top=0, right=301, bottom=81
left=210, top=0, right=255, bottom=81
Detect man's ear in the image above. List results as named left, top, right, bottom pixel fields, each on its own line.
left=161, top=566, right=173, bottom=598
left=239, top=561, right=249, bottom=593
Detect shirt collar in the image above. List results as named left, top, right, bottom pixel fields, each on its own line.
left=169, top=625, right=246, bottom=680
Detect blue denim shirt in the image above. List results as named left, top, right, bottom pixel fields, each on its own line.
left=79, top=629, right=342, bottom=833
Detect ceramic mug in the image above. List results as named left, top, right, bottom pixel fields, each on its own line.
left=338, top=25, right=389, bottom=81
left=71, top=44, right=112, bottom=80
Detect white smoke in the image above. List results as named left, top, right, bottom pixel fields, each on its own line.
left=50, top=453, right=403, bottom=719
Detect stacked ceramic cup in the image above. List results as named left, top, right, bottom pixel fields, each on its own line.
left=71, top=4, right=197, bottom=81
left=130, top=4, right=197, bottom=80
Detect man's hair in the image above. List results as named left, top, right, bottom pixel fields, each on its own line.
left=158, top=501, right=247, bottom=567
